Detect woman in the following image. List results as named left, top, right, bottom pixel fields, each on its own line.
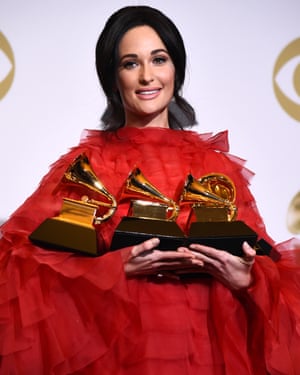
left=1, top=6, right=300, bottom=374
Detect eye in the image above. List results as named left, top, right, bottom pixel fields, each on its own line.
left=153, top=55, right=168, bottom=65
left=121, top=60, right=138, bottom=70
left=273, top=38, right=300, bottom=121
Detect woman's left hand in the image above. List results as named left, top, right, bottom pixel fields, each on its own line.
left=184, top=241, right=256, bottom=290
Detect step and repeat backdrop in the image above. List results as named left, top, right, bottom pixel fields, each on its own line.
left=1, top=0, right=299, bottom=243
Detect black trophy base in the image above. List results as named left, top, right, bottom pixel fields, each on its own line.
left=188, top=220, right=258, bottom=257
left=110, top=217, right=185, bottom=251
left=29, top=218, right=99, bottom=256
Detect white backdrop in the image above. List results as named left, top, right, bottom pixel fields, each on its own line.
left=1, top=0, right=300, bottom=243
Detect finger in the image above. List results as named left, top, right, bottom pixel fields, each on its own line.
left=188, top=244, right=233, bottom=271
left=177, top=246, right=192, bottom=253
left=151, top=250, right=196, bottom=263
left=188, top=243, right=223, bottom=260
left=131, top=238, right=160, bottom=257
left=242, top=241, right=256, bottom=260
left=162, top=247, right=195, bottom=257
left=238, top=241, right=256, bottom=267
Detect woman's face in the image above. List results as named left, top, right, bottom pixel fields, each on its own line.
left=116, top=25, right=175, bottom=127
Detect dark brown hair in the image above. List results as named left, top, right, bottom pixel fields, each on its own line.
left=95, top=5, right=197, bottom=130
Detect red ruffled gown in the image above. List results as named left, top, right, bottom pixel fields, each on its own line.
left=1, top=127, right=300, bottom=374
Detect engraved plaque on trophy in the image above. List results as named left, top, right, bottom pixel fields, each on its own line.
left=181, top=173, right=258, bottom=257
left=110, top=167, right=185, bottom=251
left=29, top=154, right=117, bottom=256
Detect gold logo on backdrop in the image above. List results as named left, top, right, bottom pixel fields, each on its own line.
left=287, top=191, right=300, bottom=234
left=273, top=38, right=300, bottom=121
left=0, top=32, right=15, bottom=100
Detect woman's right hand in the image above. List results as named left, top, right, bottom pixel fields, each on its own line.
left=122, top=238, right=197, bottom=278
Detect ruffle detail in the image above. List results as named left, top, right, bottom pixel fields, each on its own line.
left=1, top=127, right=300, bottom=374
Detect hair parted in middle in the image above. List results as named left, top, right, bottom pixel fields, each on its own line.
left=95, top=5, right=197, bottom=130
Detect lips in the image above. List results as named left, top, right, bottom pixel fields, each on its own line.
left=135, top=88, right=161, bottom=99
left=136, top=89, right=159, bottom=94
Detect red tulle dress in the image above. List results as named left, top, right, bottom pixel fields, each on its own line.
left=1, top=127, right=300, bottom=375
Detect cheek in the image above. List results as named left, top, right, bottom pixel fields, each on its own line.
left=161, top=69, right=175, bottom=89
left=116, top=74, right=134, bottom=95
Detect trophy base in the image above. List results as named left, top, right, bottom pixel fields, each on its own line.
left=188, top=220, right=258, bottom=257
left=29, top=218, right=99, bottom=256
left=110, top=217, right=185, bottom=251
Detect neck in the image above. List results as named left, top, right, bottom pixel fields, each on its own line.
left=124, top=110, right=170, bottom=129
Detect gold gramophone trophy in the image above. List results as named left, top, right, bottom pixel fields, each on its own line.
left=181, top=173, right=258, bottom=256
left=110, top=167, right=185, bottom=251
left=29, top=154, right=117, bottom=256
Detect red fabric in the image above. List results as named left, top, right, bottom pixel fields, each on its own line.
left=1, top=127, right=300, bottom=374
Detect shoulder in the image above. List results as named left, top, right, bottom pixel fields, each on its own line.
left=181, top=129, right=230, bottom=153
left=71, top=127, right=231, bottom=155
left=79, top=129, right=108, bottom=146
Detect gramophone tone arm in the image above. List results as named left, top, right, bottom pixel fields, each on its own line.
left=81, top=195, right=117, bottom=224
left=188, top=185, right=232, bottom=205
left=167, top=201, right=180, bottom=220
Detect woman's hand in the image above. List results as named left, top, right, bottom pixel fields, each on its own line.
left=185, top=241, right=256, bottom=290
left=123, top=238, right=196, bottom=278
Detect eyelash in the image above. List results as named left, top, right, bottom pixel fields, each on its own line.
left=121, top=56, right=168, bottom=70
left=122, top=61, right=138, bottom=70
left=153, top=56, right=168, bottom=64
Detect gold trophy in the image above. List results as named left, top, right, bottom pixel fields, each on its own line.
left=110, top=167, right=185, bottom=250
left=181, top=173, right=258, bottom=256
left=29, top=154, right=117, bottom=256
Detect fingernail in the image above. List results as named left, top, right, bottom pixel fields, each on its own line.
left=151, top=238, right=160, bottom=246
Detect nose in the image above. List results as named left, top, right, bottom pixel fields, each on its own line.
left=139, top=64, right=154, bottom=85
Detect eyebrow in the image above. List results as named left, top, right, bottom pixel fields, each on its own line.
left=119, top=48, right=169, bottom=61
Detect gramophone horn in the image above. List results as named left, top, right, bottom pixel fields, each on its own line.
left=64, top=154, right=117, bottom=223
left=121, top=167, right=179, bottom=220
left=181, top=173, right=237, bottom=221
